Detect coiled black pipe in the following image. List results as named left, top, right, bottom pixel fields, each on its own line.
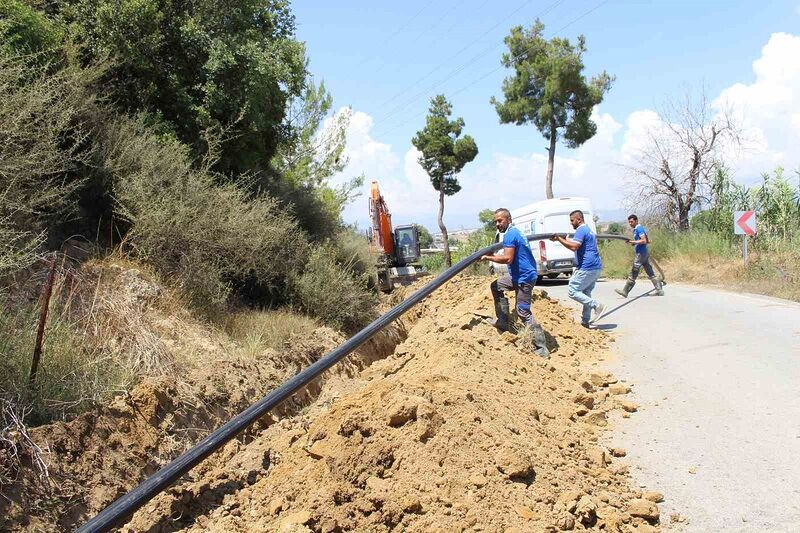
left=77, top=232, right=646, bottom=532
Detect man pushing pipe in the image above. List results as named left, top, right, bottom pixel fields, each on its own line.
left=479, top=208, right=550, bottom=358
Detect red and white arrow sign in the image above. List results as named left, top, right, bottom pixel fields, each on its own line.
left=734, top=210, right=757, bottom=236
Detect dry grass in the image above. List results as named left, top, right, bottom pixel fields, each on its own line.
left=0, top=256, right=186, bottom=426
left=223, top=309, right=318, bottom=358
left=662, top=249, right=800, bottom=302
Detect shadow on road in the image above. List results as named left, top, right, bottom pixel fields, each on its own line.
left=600, top=289, right=656, bottom=321
left=592, top=323, right=617, bottom=331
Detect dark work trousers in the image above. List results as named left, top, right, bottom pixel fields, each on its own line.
left=490, top=275, right=542, bottom=329
left=629, top=252, right=656, bottom=281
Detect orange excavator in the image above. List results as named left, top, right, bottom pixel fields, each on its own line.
left=369, top=181, right=426, bottom=292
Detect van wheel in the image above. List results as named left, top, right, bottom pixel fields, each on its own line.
left=547, top=273, right=560, bottom=279
left=537, top=275, right=544, bottom=282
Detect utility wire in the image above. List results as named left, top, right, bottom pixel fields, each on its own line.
left=372, top=0, right=567, bottom=126
left=373, top=0, right=611, bottom=139
left=284, top=0, right=559, bottom=165
left=373, top=0, right=554, bottom=115
left=352, top=1, right=434, bottom=71
left=289, top=0, right=607, bottom=165
left=369, top=0, right=463, bottom=78
left=443, top=0, right=493, bottom=33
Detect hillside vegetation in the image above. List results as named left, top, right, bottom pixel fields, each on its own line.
left=0, top=0, right=377, bottom=427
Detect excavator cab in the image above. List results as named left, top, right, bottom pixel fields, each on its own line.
left=394, top=224, right=420, bottom=265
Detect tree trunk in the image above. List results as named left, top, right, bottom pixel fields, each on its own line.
left=545, top=122, right=556, bottom=199
left=438, top=187, right=451, bottom=268
left=678, top=206, right=689, bottom=231
left=677, top=199, right=691, bottom=232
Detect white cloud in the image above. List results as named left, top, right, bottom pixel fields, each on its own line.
left=714, top=32, right=800, bottom=183
left=331, top=110, right=400, bottom=227
left=334, top=32, right=800, bottom=229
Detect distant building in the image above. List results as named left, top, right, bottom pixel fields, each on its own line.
left=432, top=228, right=478, bottom=249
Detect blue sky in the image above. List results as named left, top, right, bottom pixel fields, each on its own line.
left=293, top=1, right=800, bottom=231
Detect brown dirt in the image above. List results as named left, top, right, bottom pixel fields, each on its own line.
left=122, top=275, right=661, bottom=533
left=0, top=263, right=405, bottom=532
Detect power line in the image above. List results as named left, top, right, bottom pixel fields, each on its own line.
left=372, top=0, right=611, bottom=139
left=291, top=0, right=608, bottom=166
left=352, top=1, right=434, bottom=71
left=411, top=0, right=464, bottom=43
left=372, top=0, right=567, bottom=126
left=443, top=0, right=493, bottom=33
left=369, top=0, right=462, bottom=79
left=373, top=0, right=553, bottom=114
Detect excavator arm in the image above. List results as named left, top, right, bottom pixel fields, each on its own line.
left=369, top=181, right=395, bottom=257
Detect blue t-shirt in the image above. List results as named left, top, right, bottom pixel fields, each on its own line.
left=573, top=224, right=602, bottom=271
left=502, top=226, right=537, bottom=284
left=633, top=224, right=648, bottom=255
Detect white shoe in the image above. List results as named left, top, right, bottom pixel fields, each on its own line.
left=590, top=303, right=607, bottom=324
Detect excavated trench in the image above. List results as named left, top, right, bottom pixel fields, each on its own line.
left=117, top=275, right=664, bottom=533
left=0, top=265, right=407, bottom=532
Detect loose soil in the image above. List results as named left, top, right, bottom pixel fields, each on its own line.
left=0, top=264, right=404, bottom=532
left=121, top=276, right=662, bottom=532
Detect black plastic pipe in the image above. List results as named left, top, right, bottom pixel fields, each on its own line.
left=77, top=232, right=642, bottom=532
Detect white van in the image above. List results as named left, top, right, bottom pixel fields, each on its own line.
left=491, top=197, right=597, bottom=279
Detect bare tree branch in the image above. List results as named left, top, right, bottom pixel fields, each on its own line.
left=619, top=88, right=743, bottom=230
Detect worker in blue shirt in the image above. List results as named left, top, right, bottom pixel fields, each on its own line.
left=615, top=214, right=664, bottom=297
left=480, top=208, right=549, bottom=358
left=551, top=210, right=607, bottom=327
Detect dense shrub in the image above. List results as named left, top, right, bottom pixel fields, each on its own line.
left=102, top=118, right=303, bottom=312
left=291, top=245, right=378, bottom=332
left=0, top=53, right=98, bottom=275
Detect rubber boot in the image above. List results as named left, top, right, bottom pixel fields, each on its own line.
left=530, top=325, right=550, bottom=358
left=615, top=279, right=635, bottom=298
left=485, top=297, right=511, bottom=331
left=650, top=276, right=664, bottom=296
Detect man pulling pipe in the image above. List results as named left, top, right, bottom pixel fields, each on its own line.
left=479, top=208, right=550, bottom=358
left=551, top=210, right=607, bottom=328
left=615, top=214, right=664, bottom=297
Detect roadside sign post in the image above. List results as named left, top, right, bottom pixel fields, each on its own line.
left=733, top=210, right=757, bottom=264
left=743, top=232, right=748, bottom=263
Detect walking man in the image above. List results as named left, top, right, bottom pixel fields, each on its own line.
left=480, top=208, right=549, bottom=358
left=551, top=210, right=606, bottom=327
left=615, top=214, right=664, bottom=297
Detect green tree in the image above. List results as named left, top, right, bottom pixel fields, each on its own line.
left=478, top=208, right=496, bottom=233
left=491, top=20, right=613, bottom=199
left=414, top=224, right=433, bottom=248
left=58, top=0, right=306, bottom=176
left=270, top=82, right=362, bottom=239
left=0, top=0, right=63, bottom=60
left=412, top=95, right=478, bottom=267
left=606, top=222, right=625, bottom=235
left=753, top=167, right=799, bottom=241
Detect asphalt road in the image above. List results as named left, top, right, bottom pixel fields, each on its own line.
left=541, top=277, right=800, bottom=532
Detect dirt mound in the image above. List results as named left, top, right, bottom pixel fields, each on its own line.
left=126, top=276, right=661, bottom=532
left=0, top=264, right=405, bottom=532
